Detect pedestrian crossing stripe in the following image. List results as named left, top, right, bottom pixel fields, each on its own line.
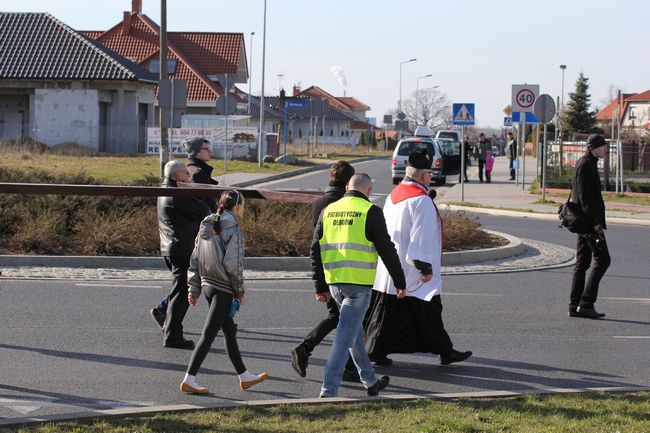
left=454, top=104, right=473, bottom=123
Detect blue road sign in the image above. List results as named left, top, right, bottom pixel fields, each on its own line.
left=452, top=103, right=475, bottom=126
left=504, top=116, right=513, bottom=127
left=286, top=100, right=308, bottom=109
left=512, top=111, right=540, bottom=124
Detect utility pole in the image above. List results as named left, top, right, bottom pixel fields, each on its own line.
left=158, top=0, right=168, bottom=178
left=248, top=32, right=254, bottom=116
left=257, top=0, right=267, bottom=168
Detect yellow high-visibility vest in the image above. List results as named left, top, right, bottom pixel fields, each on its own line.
left=319, top=196, right=378, bottom=285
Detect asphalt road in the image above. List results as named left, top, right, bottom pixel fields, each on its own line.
left=1, top=158, right=648, bottom=419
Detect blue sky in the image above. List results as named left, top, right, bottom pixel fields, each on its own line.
left=4, top=0, right=649, bottom=127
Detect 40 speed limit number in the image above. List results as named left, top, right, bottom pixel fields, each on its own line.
left=511, top=84, right=539, bottom=113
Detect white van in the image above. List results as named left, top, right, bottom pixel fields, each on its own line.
left=435, top=129, right=461, bottom=142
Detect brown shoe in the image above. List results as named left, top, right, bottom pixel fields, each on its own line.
left=240, top=372, right=268, bottom=390
left=180, top=381, right=209, bottom=394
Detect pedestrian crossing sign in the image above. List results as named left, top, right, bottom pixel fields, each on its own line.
left=452, top=103, right=475, bottom=126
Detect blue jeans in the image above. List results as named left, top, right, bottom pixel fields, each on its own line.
left=320, top=284, right=378, bottom=397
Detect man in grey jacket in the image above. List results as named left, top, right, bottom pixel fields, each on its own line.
left=157, top=160, right=210, bottom=349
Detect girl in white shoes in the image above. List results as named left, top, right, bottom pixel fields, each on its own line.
left=180, top=190, right=268, bottom=394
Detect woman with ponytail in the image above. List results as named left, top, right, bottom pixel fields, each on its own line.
left=180, top=190, right=268, bottom=394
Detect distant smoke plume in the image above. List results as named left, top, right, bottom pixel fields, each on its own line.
left=330, top=65, right=347, bottom=88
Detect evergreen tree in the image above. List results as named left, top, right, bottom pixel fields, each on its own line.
left=565, top=72, right=596, bottom=133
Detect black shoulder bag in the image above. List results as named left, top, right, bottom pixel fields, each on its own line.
left=558, top=188, right=592, bottom=234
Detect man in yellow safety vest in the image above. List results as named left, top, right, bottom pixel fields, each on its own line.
left=311, top=172, right=406, bottom=398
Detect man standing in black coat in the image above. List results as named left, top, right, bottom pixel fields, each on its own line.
left=157, top=160, right=210, bottom=348
left=291, top=161, right=356, bottom=378
left=569, top=134, right=611, bottom=319
left=505, top=131, right=517, bottom=180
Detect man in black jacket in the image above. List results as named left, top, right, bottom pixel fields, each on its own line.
left=506, top=131, right=517, bottom=180
left=569, top=134, right=611, bottom=319
left=183, top=136, right=219, bottom=211
left=157, top=160, right=210, bottom=348
left=150, top=137, right=219, bottom=328
left=291, top=161, right=356, bottom=378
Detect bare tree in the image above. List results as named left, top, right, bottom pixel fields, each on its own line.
left=402, top=88, right=451, bottom=129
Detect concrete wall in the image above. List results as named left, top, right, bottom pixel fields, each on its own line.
left=33, top=87, right=99, bottom=148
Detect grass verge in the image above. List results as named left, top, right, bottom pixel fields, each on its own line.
left=4, top=392, right=649, bottom=433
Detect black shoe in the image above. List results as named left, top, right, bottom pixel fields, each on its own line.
left=509, top=177, right=515, bottom=181
left=163, top=338, right=195, bottom=350
left=367, top=375, right=389, bottom=396
left=342, top=368, right=361, bottom=383
left=290, top=345, right=309, bottom=378
left=370, top=356, right=393, bottom=367
left=440, top=349, right=472, bottom=366
left=150, top=308, right=165, bottom=330
left=568, top=305, right=578, bottom=317
left=574, top=306, right=605, bottom=319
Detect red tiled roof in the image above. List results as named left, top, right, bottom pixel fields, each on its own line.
left=626, top=89, right=650, bottom=101
left=168, top=32, right=241, bottom=75
left=84, top=12, right=244, bottom=102
left=296, top=86, right=350, bottom=111
left=595, top=93, right=636, bottom=122
left=338, top=96, right=369, bottom=111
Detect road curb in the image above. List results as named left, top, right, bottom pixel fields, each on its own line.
left=0, top=230, right=525, bottom=271
left=0, top=385, right=647, bottom=428
left=441, top=204, right=650, bottom=227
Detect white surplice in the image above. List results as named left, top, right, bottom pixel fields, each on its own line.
left=373, top=181, right=442, bottom=301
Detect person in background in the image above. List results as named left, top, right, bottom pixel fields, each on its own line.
left=505, top=131, right=517, bottom=180
left=568, top=134, right=610, bottom=319
left=475, top=133, right=490, bottom=183
left=181, top=190, right=268, bottom=394
left=484, top=151, right=494, bottom=183
left=183, top=136, right=220, bottom=211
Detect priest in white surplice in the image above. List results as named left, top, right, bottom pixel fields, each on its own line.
left=366, top=149, right=472, bottom=366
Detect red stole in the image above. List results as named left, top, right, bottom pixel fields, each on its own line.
left=389, top=182, right=444, bottom=260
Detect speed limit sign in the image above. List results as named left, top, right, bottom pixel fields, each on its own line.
left=512, top=84, right=539, bottom=113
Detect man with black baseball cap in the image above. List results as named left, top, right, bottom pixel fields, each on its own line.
left=569, top=133, right=610, bottom=319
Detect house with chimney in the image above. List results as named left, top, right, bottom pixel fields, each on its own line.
left=83, top=0, right=249, bottom=119
left=595, top=90, right=650, bottom=133
left=0, top=12, right=157, bottom=153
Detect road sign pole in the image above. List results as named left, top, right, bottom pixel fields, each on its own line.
left=224, top=74, right=229, bottom=172
left=283, top=102, right=288, bottom=165
left=461, top=125, right=465, bottom=202
left=542, top=123, right=546, bottom=202
left=522, top=115, right=526, bottom=190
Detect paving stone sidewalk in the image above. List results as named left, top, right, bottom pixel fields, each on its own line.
left=0, top=239, right=574, bottom=281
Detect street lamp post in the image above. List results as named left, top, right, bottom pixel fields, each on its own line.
left=415, top=74, right=432, bottom=126
left=398, top=58, right=416, bottom=138
left=399, top=58, right=417, bottom=115
left=559, top=64, right=566, bottom=175
left=257, top=0, right=267, bottom=168
left=248, top=31, right=254, bottom=116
